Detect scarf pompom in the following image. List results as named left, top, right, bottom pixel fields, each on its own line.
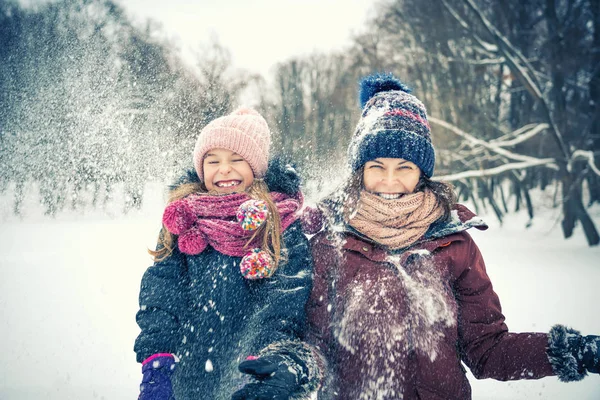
left=240, top=248, right=273, bottom=279
left=163, top=199, right=196, bottom=235
left=236, top=199, right=268, bottom=231
left=178, top=225, right=208, bottom=255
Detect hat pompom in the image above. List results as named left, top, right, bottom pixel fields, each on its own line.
left=236, top=199, right=268, bottom=231
left=178, top=226, right=208, bottom=255
left=232, top=107, right=261, bottom=116
left=359, top=73, right=412, bottom=109
left=163, top=199, right=196, bottom=235
left=240, top=248, right=272, bottom=279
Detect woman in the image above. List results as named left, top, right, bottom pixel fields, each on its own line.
left=303, top=73, right=600, bottom=399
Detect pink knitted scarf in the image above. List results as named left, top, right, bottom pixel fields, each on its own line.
left=349, top=189, right=443, bottom=250
left=164, top=192, right=302, bottom=257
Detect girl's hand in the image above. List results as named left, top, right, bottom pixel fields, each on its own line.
left=139, top=354, right=176, bottom=400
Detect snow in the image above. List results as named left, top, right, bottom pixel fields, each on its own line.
left=0, top=183, right=599, bottom=399
left=205, top=359, right=214, bottom=373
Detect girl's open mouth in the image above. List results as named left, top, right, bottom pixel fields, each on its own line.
left=215, top=180, right=242, bottom=188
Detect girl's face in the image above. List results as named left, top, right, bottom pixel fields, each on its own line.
left=363, top=157, right=421, bottom=199
left=203, top=148, right=254, bottom=193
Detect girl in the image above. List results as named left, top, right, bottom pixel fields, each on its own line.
left=134, top=108, right=322, bottom=399
left=304, top=74, right=600, bottom=399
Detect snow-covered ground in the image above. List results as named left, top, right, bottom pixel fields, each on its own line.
left=0, top=182, right=599, bottom=399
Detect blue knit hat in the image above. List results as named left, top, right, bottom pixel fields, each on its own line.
left=348, top=73, right=435, bottom=177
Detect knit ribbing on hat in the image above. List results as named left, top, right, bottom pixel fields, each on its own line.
left=193, top=107, right=271, bottom=181
left=349, top=74, right=436, bottom=177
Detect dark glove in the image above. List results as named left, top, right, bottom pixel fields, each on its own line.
left=569, top=334, right=600, bottom=374
left=139, top=354, right=176, bottom=400
left=548, top=325, right=600, bottom=382
left=232, top=353, right=309, bottom=400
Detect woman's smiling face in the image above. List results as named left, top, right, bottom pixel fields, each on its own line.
left=203, top=148, right=254, bottom=193
left=363, top=157, right=421, bottom=199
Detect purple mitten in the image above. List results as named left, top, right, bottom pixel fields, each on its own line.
left=139, top=354, right=176, bottom=400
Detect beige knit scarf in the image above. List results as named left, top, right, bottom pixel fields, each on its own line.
left=349, top=189, right=444, bottom=250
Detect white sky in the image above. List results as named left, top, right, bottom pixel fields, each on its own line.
left=113, top=0, right=377, bottom=76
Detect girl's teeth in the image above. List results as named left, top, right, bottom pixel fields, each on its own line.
left=217, top=181, right=240, bottom=188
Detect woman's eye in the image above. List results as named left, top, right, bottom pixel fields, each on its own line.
left=232, top=159, right=244, bottom=162
left=207, top=161, right=219, bottom=165
left=369, top=165, right=383, bottom=169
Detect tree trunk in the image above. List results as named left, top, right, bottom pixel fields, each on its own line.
left=561, top=172, right=600, bottom=245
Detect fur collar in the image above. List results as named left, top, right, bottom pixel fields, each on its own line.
left=423, top=203, right=488, bottom=240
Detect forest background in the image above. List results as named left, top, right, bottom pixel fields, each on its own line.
left=1, top=0, right=599, bottom=244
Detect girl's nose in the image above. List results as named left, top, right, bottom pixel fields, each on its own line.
left=219, top=163, right=232, bottom=174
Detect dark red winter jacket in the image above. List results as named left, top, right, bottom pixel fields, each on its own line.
left=306, top=205, right=555, bottom=399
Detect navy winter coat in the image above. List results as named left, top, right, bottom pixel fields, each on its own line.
left=134, top=161, right=314, bottom=399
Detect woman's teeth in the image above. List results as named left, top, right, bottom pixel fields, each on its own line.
left=216, top=180, right=241, bottom=188
left=378, top=193, right=402, bottom=200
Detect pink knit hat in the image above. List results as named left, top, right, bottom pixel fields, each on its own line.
left=193, top=107, right=271, bottom=181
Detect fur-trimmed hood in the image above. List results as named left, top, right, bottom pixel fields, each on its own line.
left=169, top=157, right=302, bottom=195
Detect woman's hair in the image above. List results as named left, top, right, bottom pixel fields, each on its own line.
left=320, top=167, right=457, bottom=226
left=149, top=179, right=285, bottom=276
left=415, top=175, right=457, bottom=221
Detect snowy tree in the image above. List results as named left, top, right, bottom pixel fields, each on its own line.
left=355, top=0, right=599, bottom=245
left=0, top=0, right=244, bottom=215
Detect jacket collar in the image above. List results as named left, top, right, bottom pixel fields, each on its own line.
left=423, top=204, right=487, bottom=240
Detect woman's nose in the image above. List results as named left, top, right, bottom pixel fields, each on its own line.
left=381, top=170, right=397, bottom=183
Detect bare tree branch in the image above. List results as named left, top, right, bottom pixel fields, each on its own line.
left=490, top=123, right=549, bottom=147
left=570, top=150, right=600, bottom=176
left=440, top=0, right=498, bottom=55
left=429, top=116, right=558, bottom=167
left=434, top=158, right=557, bottom=181
left=446, top=57, right=506, bottom=65
left=459, top=0, right=571, bottom=162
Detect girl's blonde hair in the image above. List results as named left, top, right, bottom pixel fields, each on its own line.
left=149, top=179, right=285, bottom=276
